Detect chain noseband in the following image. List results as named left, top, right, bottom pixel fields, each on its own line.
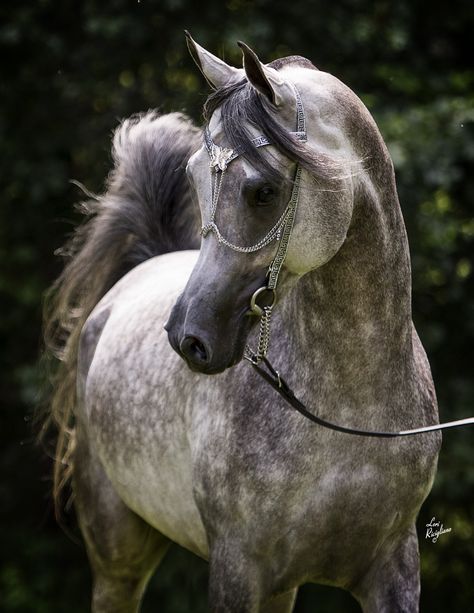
left=202, top=87, right=306, bottom=363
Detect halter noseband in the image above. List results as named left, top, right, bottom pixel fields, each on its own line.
left=202, top=87, right=307, bottom=362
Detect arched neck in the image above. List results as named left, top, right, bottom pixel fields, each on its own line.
left=278, top=184, right=414, bottom=398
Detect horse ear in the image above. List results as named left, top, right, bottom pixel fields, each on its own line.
left=185, top=31, right=242, bottom=90
left=237, top=41, right=286, bottom=107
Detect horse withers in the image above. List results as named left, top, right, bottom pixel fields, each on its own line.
left=44, top=34, right=441, bottom=612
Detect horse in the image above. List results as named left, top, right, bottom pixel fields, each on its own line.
left=43, top=33, right=441, bottom=612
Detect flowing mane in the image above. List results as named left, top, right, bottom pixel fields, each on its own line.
left=42, top=112, right=201, bottom=511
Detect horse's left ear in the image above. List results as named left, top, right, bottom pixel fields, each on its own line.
left=185, top=31, right=242, bottom=90
left=237, top=41, right=288, bottom=107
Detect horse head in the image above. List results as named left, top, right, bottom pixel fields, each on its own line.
left=165, top=34, right=361, bottom=374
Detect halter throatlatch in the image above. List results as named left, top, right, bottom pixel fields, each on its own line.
left=201, top=87, right=307, bottom=363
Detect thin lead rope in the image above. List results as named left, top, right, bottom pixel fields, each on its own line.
left=249, top=355, right=474, bottom=438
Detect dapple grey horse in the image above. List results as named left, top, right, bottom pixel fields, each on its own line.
left=44, top=35, right=441, bottom=612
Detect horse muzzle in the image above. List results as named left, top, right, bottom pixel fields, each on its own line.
left=165, top=278, right=264, bottom=375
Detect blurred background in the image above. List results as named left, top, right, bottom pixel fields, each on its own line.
left=1, top=0, right=473, bottom=611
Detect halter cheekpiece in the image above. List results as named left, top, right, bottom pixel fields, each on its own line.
left=201, top=86, right=307, bottom=363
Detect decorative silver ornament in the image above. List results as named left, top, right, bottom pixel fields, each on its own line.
left=210, top=145, right=235, bottom=172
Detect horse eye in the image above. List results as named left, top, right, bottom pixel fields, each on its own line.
left=255, top=186, right=276, bottom=206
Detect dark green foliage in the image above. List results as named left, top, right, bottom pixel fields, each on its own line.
left=1, top=0, right=472, bottom=610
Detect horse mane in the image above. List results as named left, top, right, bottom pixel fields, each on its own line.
left=203, top=55, right=338, bottom=183
left=41, top=111, right=201, bottom=515
left=268, top=55, right=318, bottom=71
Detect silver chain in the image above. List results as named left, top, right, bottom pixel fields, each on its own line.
left=201, top=163, right=302, bottom=260
left=255, top=306, right=272, bottom=361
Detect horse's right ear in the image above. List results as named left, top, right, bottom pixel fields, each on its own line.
left=185, top=31, right=242, bottom=90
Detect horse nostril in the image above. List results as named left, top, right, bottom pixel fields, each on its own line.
left=180, top=335, right=209, bottom=366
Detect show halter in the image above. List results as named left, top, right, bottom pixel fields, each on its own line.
left=202, top=86, right=306, bottom=363
left=202, top=86, right=474, bottom=438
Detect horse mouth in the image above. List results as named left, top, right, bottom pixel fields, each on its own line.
left=184, top=360, right=228, bottom=375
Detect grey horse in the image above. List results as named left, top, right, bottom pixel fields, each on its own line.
left=44, top=35, right=441, bottom=612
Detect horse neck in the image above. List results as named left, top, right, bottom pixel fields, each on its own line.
left=280, top=177, right=414, bottom=401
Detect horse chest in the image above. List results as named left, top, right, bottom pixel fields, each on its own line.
left=186, top=413, right=431, bottom=584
